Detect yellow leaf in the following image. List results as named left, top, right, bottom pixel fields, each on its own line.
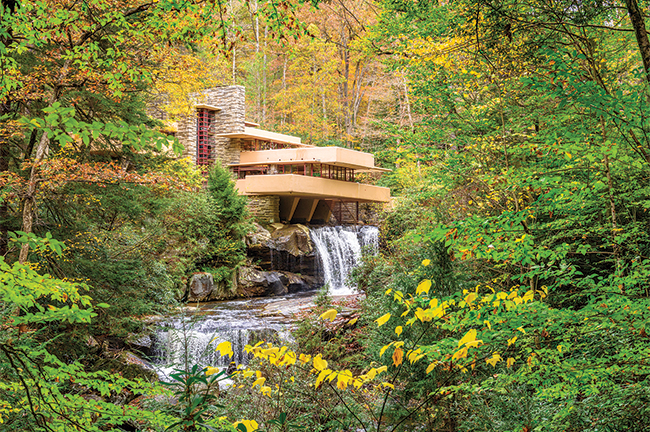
left=458, top=329, right=478, bottom=348
left=348, top=317, right=358, bottom=326
left=216, top=341, right=233, bottom=358
left=320, top=309, right=337, bottom=321
left=380, top=344, right=391, bottom=357
left=313, top=355, right=328, bottom=371
left=416, top=279, right=432, bottom=296
left=508, top=336, right=517, bottom=346
left=314, top=369, right=331, bottom=388
left=381, top=382, right=394, bottom=389
left=425, top=361, right=438, bottom=373
left=557, top=345, right=563, bottom=353
left=517, top=326, right=526, bottom=334
left=280, top=350, right=297, bottom=366
left=451, top=347, right=468, bottom=361
left=205, top=366, right=220, bottom=376
left=408, top=348, right=423, bottom=364
left=362, top=368, right=378, bottom=381
left=484, top=320, right=491, bottom=330
left=395, top=326, right=403, bottom=336
left=464, top=292, right=477, bottom=304
left=233, top=420, right=259, bottom=431
left=421, top=259, right=431, bottom=266
left=252, top=377, right=266, bottom=387
left=392, top=347, right=404, bottom=367
left=507, top=357, right=515, bottom=368
left=376, top=313, right=391, bottom=327
left=336, top=370, right=353, bottom=390
left=486, top=352, right=502, bottom=367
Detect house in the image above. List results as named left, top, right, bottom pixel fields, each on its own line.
left=158, top=85, right=390, bottom=224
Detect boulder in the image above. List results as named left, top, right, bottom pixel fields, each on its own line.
left=269, top=223, right=285, bottom=231
left=246, top=222, right=272, bottom=251
left=91, top=350, right=158, bottom=382
left=246, top=223, right=322, bottom=280
left=269, top=224, right=313, bottom=256
left=278, top=271, right=320, bottom=293
left=237, top=267, right=288, bottom=297
left=126, top=333, right=153, bottom=356
left=187, top=272, right=214, bottom=302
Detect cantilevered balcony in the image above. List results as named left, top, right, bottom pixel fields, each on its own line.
left=235, top=174, right=390, bottom=202
left=236, top=147, right=390, bottom=172
left=230, top=146, right=390, bottom=204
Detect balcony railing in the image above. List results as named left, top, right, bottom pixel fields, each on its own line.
left=232, top=162, right=356, bottom=182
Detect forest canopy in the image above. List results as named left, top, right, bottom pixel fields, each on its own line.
left=1, top=0, right=650, bottom=430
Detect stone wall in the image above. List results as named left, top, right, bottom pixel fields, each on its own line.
left=175, top=86, right=246, bottom=165
left=247, top=195, right=280, bottom=223
left=146, top=95, right=169, bottom=122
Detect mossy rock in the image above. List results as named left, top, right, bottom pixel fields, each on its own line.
left=91, top=352, right=158, bottom=382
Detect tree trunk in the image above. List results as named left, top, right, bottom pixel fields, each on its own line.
left=625, top=0, right=650, bottom=83
left=0, top=115, right=10, bottom=257
left=18, top=60, right=70, bottom=263
left=18, top=132, right=48, bottom=263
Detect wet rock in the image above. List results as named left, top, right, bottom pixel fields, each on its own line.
left=269, top=224, right=313, bottom=256
left=246, top=223, right=272, bottom=252
left=278, top=271, right=320, bottom=293
left=269, top=223, right=285, bottom=231
left=259, top=295, right=317, bottom=319
left=245, top=223, right=322, bottom=281
left=237, top=267, right=287, bottom=297
left=187, top=273, right=214, bottom=302
left=140, top=315, right=165, bottom=324
left=92, top=350, right=158, bottom=382
left=126, top=333, right=153, bottom=356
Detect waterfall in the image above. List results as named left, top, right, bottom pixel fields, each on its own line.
left=148, top=225, right=380, bottom=380
left=310, top=225, right=379, bottom=296
left=149, top=298, right=292, bottom=380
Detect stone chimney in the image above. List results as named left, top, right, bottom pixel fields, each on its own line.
left=176, top=85, right=246, bottom=165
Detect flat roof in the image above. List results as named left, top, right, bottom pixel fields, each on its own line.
left=217, top=127, right=314, bottom=148
left=229, top=160, right=391, bottom=173
left=195, top=104, right=222, bottom=111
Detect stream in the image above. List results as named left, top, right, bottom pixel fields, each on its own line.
left=149, top=225, right=378, bottom=380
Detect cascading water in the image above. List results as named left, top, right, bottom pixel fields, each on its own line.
left=149, top=225, right=379, bottom=380
left=310, top=225, right=379, bottom=296
left=149, top=296, right=296, bottom=380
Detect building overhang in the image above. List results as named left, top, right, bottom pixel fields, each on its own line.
left=233, top=147, right=391, bottom=173
left=236, top=174, right=391, bottom=203
left=217, top=127, right=313, bottom=148
left=195, top=104, right=222, bottom=111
